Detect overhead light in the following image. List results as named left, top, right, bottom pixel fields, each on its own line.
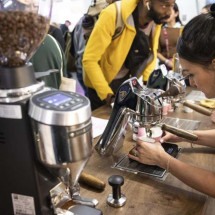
left=4, top=0, right=12, bottom=8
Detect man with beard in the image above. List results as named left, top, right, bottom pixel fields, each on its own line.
left=83, top=0, right=174, bottom=110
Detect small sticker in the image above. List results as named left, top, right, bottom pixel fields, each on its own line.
left=12, top=193, right=35, bottom=215
left=160, top=64, right=168, bottom=77
left=0, top=104, right=22, bottom=119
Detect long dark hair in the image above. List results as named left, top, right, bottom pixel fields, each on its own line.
left=177, top=4, right=215, bottom=67
left=174, top=3, right=183, bottom=25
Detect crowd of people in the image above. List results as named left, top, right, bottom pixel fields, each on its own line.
left=30, top=0, right=215, bottom=198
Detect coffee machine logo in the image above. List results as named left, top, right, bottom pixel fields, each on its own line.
left=119, top=85, right=130, bottom=102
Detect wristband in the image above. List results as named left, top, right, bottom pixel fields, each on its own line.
left=166, top=156, right=172, bottom=172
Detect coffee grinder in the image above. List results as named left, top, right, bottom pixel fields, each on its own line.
left=0, top=1, right=101, bottom=214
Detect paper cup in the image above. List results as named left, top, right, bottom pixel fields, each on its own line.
left=150, top=126, right=163, bottom=142
left=138, top=126, right=162, bottom=143
left=137, top=127, right=146, bottom=137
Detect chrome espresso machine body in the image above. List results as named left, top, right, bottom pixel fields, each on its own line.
left=95, top=77, right=196, bottom=178
left=95, top=77, right=164, bottom=156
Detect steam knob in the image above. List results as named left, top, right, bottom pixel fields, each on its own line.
left=107, top=175, right=126, bottom=208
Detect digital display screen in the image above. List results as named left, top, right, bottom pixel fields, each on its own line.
left=42, top=93, right=71, bottom=106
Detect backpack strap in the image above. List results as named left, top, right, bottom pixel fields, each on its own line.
left=112, top=1, right=124, bottom=40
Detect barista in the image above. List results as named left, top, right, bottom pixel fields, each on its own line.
left=128, top=4, right=215, bottom=198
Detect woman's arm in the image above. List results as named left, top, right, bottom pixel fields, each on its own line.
left=167, top=154, right=215, bottom=197
left=161, top=129, right=215, bottom=148
left=192, top=129, right=215, bottom=147
left=157, top=52, right=173, bottom=69
left=128, top=141, right=215, bottom=197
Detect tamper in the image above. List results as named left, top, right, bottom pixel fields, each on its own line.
left=107, top=175, right=126, bottom=208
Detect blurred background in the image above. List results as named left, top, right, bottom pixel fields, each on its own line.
left=51, top=0, right=212, bottom=30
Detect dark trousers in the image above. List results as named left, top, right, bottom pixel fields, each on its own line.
left=87, top=73, right=131, bottom=111
left=76, top=72, right=88, bottom=96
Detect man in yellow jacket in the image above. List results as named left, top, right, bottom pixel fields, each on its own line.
left=83, top=0, right=175, bottom=110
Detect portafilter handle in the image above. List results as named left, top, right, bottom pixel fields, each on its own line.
left=183, top=101, right=212, bottom=116
left=161, top=124, right=198, bottom=141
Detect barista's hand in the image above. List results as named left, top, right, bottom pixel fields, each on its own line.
left=105, top=93, right=115, bottom=106
left=160, top=131, right=182, bottom=143
left=128, top=140, right=166, bottom=166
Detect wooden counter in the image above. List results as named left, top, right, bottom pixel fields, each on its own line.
left=80, top=99, right=215, bottom=215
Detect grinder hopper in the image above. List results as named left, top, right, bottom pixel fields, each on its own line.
left=0, top=0, right=52, bottom=89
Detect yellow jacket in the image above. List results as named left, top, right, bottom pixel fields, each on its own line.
left=83, top=0, right=161, bottom=100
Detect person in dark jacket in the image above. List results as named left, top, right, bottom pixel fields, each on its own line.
left=49, top=24, right=65, bottom=51
left=60, top=20, right=71, bottom=37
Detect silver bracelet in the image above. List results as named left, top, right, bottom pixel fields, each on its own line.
left=166, top=156, right=172, bottom=172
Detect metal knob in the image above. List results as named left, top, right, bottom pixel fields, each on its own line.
left=107, top=175, right=126, bottom=208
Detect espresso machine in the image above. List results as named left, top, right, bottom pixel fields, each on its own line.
left=95, top=77, right=198, bottom=178
left=0, top=1, right=101, bottom=214
left=95, top=77, right=164, bottom=156
left=147, top=64, right=186, bottom=99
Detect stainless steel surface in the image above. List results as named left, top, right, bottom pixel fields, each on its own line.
left=32, top=120, right=92, bottom=165
left=50, top=182, right=98, bottom=212
left=29, top=90, right=97, bottom=211
left=161, top=117, right=200, bottom=130
left=50, top=182, right=71, bottom=210
left=166, top=72, right=186, bottom=97
left=96, top=107, right=131, bottom=156
left=72, top=195, right=99, bottom=207
left=107, top=194, right=126, bottom=208
left=135, top=88, right=163, bottom=126
left=29, top=91, right=91, bottom=126
left=154, top=64, right=186, bottom=103
left=95, top=78, right=163, bottom=156
left=0, top=81, right=45, bottom=102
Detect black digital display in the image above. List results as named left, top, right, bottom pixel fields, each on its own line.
left=42, top=93, right=71, bottom=106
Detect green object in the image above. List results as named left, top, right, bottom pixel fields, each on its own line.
left=30, top=34, right=67, bottom=89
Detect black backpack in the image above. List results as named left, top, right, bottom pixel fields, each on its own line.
left=66, top=1, right=124, bottom=73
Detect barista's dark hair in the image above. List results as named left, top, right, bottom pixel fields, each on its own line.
left=177, top=3, right=215, bottom=67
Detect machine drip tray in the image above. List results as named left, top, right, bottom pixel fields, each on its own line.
left=114, top=142, right=181, bottom=178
